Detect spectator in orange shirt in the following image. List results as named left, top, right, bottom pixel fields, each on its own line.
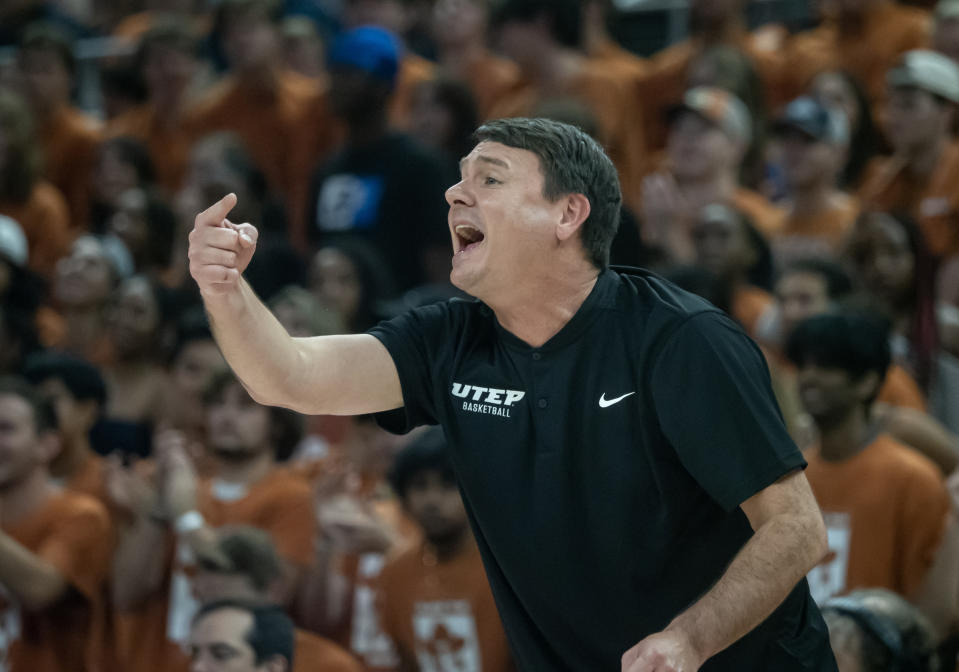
left=17, top=23, right=101, bottom=230
left=281, top=17, right=325, bottom=80
left=784, top=0, right=931, bottom=104
left=808, top=70, right=882, bottom=189
left=0, top=376, right=112, bottom=672
left=491, top=0, right=647, bottom=209
left=769, top=96, right=859, bottom=266
left=111, top=368, right=316, bottom=672
left=22, top=352, right=110, bottom=503
left=187, top=526, right=364, bottom=672
left=859, top=50, right=959, bottom=258
left=187, top=0, right=336, bottom=249
left=0, top=89, right=70, bottom=280
left=430, top=0, right=523, bottom=121
left=786, top=313, right=952, bottom=622
left=109, top=20, right=201, bottom=195
left=376, top=429, right=515, bottom=672
left=189, top=599, right=296, bottom=672
left=933, top=0, right=959, bottom=64
left=642, top=87, right=782, bottom=262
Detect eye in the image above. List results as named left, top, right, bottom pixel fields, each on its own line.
left=484, top=176, right=500, bottom=185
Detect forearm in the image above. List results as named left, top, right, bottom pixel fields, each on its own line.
left=0, top=532, right=68, bottom=611
left=666, top=511, right=826, bottom=662
left=112, top=515, right=171, bottom=610
left=204, top=279, right=306, bottom=409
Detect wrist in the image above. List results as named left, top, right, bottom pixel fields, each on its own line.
left=664, top=619, right=707, bottom=665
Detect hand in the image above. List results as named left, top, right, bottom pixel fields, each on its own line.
left=318, top=494, right=395, bottom=555
left=104, top=454, right=156, bottom=517
left=621, top=629, right=703, bottom=672
left=188, top=193, right=259, bottom=297
left=156, top=429, right=199, bottom=520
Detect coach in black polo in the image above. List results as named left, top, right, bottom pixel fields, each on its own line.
left=189, top=118, right=837, bottom=671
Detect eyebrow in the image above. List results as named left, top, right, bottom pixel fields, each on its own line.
left=459, top=155, right=510, bottom=174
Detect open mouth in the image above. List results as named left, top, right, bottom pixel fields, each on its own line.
left=454, top=224, right=486, bottom=255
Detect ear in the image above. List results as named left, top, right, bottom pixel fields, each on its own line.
left=262, top=655, right=289, bottom=672
left=38, top=430, right=62, bottom=465
left=556, top=193, right=591, bottom=243
left=855, top=371, right=882, bottom=404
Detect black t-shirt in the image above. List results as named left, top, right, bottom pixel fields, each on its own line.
left=369, top=269, right=837, bottom=671
left=306, top=132, right=456, bottom=292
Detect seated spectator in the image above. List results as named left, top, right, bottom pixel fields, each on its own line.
left=785, top=0, right=930, bottom=105
left=786, top=313, right=950, bottom=612
left=103, top=275, right=175, bottom=427
left=308, top=240, right=395, bottom=334
left=808, top=70, right=881, bottom=190
left=641, top=87, right=783, bottom=263
left=17, top=23, right=101, bottom=230
left=112, top=369, right=315, bottom=672
left=88, top=136, right=157, bottom=234
left=0, top=377, right=112, bottom=672
left=106, top=187, right=177, bottom=279
left=22, top=352, right=110, bottom=502
left=429, top=0, right=523, bottom=120
left=376, top=429, right=515, bottom=671
left=490, top=0, right=647, bottom=209
left=859, top=51, right=959, bottom=259
left=46, top=234, right=132, bottom=366
left=0, top=89, right=70, bottom=279
left=845, top=211, right=959, bottom=431
left=186, top=0, right=336, bottom=248
left=823, top=589, right=940, bottom=672
left=188, top=600, right=295, bottom=672
left=690, top=203, right=776, bottom=338
left=769, top=97, right=859, bottom=266
left=108, top=20, right=202, bottom=194
left=188, top=526, right=363, bottom=672
left=308, top=26, right=455, bottom=292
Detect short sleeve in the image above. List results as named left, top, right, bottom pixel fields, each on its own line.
left=368, top=302, right=455, bottom=433
left=651, top=312, right=806, bottom=511
left=898, top=463, right=950, bottom=597
left=39, top=496, right=112, bottom=600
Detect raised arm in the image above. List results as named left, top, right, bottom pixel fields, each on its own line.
left=189, top=194, right=403, bottom=415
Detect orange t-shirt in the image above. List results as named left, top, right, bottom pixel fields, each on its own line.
left=58, top=452, right=109, bottom=507
left=858, top=142, right=959, bottom=256
left=38, top=107, right=101, bottom=231
left=784, top=2, right=931, bottom=103
left=108, top=104, right=193, bottom=195
left=390, top=54, right=437, bottom=130
left=375, top=541, right=515, bottom=672
left=185, top=70, right=337, bottom=249
left=1, top=490, right=112, bottom=672
left=804, top=433, right=948, bottom=603
left=117, top=467, right=317, bottom=672
left=731, top=187, right=786, bottom=238
left=490, top=60, right=647, bottom=211
left=877, top=363, right=927, bottom=412
left=0, top=181, right=71, bottom=279
left=293, top=628, right=364, bottom=672
left=771, top=193, right=859, bottom=265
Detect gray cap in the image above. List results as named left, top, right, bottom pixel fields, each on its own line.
left=887, top=50, right=959, bottom=103
left=0, top=215, right=27, bottom=267
left=669, top=86, right=752, bottom=145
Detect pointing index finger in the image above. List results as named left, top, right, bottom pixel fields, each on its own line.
left=196, top=193, right=238, bottom=229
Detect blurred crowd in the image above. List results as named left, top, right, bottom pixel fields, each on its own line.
left=0, top=0, right=958, bottom=670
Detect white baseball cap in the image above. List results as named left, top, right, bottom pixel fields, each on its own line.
left=887, top=50, right=959, bottom=103
left=0, top=215, right=28, bottom=267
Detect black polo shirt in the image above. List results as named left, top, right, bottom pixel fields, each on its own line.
left=370, top=269, right=836, bottom=671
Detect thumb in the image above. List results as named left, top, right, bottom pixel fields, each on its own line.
left=231, top=222, right=259, bottom=247
left=195, top=193, right=238, bottom=229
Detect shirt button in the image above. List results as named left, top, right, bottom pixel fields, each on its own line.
left=532, top=352, right=541, bottom=361
left=537, top=398, right=548, bottom=409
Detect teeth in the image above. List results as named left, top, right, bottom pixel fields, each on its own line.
left=455, top=224, right=483, bottom=243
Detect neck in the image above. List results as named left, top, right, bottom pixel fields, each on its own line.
left=61, top=305, right=106, bottom=351
left=818, top=406, right=875, bottom=461
left=214, top=450, right=274, bottom=485
left=426, top=526, right=474, bottom=562
left=150, top=89, right=187, bottom=122
left=789, top=182, right=838, bottom=217
left=347, top=110, right=389, bottom=146
left=490, top=261, right=599, bottom=348
left=0, top=468, right=53, bottom=527
left=676, top=171, right=737, bottom=211
left=238, top=63, right=278, bottom=91
left=49, top=437, right=91, bottom=480
left=903, top=135, right=948, bottom=179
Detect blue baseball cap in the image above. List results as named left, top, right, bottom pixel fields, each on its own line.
left=773, top=96, right=849, bottom=144
left=328, top=26, right=400, bottom=87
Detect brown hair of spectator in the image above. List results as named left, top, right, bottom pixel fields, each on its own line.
left=0, top=90, right=41, bottom=204
left=18, top=22, right=76, bottom=77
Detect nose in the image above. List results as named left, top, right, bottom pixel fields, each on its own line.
left=445, top=179, right=473, bottom=207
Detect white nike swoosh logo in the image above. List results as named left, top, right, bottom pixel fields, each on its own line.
left=599, top=391, right=635, bottom=408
